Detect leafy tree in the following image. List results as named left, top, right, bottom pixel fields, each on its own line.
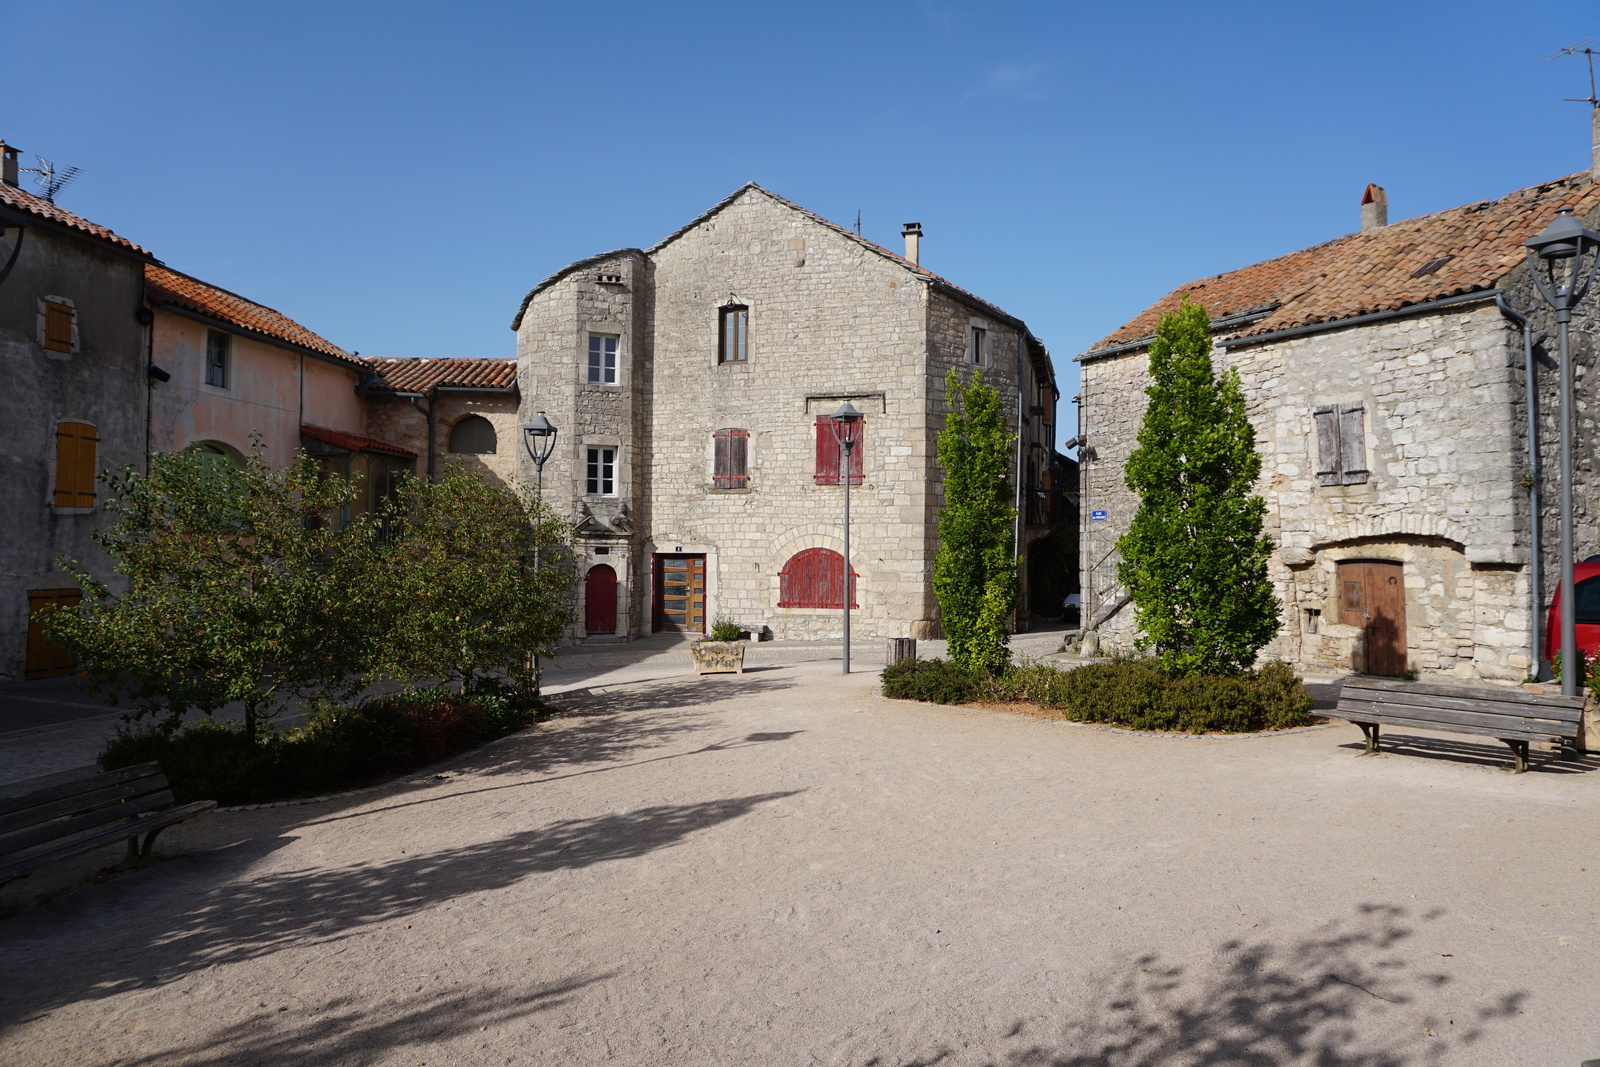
left=50, top=445, right=371, bottom=741
left=1116, top=297, right=1279, bottom=675
left=934, top=369, right=1018, bottom=673
left=368, top=464, right=576, bottom=699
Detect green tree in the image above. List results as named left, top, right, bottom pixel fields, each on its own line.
left=1116, top=297, right=1279, bottom=675
left=934, top=369, right=1018, bottom=673
left=50, top=445, right=370, bottom=741
left=369, top=464, right=576, bottom=699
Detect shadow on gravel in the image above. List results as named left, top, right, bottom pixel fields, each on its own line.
left=872, top=905, right=1524, bottom=1067
left=1334, top=734, right=1600, bottom=775
left=556, top=674, right=800, bottom=716
left=110, top=976, right=607, bottom=1067
left=0, top=790, right=799, bottom=1022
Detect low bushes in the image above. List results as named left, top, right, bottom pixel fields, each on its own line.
left=882, top=657, right=1315, bottom=734
left=99, top=689, right=541, bottom=805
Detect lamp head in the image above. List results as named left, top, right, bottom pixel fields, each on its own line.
left=830, top=400, right=864, bottom=448
left=520, top=411, right=558, bottom=464
left=1526, top=207, right=1600, bottom=262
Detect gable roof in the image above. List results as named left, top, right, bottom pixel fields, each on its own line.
left=1084, top=171, right=1600, bottom=358
left=365, top=356, right=518, bottom=394
left=0, top=182, right=153, bottom=258
left=145, top=263, right=364, bottom=370
left=300, top=424, right=415, bottom=459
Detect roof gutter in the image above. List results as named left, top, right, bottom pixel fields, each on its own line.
left=153, top=302, right=366, bottom=373
left=1218, top=289, right=1500, bottom=350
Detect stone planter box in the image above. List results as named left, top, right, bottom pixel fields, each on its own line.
left=691, top=640, right=745, bottom=675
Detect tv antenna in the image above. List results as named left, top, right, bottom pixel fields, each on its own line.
left=1539, top=40, right=1599, bottom=107
left=21, top=156, right=80, bottom=203
left=855, top=209, right=861, bottom=236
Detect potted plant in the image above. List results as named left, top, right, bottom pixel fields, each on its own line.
left=692, top=619, right=746, bottom=675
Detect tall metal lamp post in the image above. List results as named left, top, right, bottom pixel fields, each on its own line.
left=521, top=412, right=559, bottom=676
left=829, top=402, right=864, bottom=674
left=1525, top=207, right=1600, bottom=695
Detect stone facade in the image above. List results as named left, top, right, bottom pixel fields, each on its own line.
left=513, top=185, right=1057, bottom=641
left=363, top=386, right=519, bottom=488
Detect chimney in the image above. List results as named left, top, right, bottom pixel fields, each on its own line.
left=0, top=140, right=19, bottom=188
left=902, top=221, right=922, bottom=265
left=1360, top=183, right=1387, bottom=231
left=1591, top=106, right=1600, bottom=180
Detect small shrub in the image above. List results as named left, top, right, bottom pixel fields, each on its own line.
left=881, top=658, right=983, bottom=705
left=708, top=619, right=743, bottom=642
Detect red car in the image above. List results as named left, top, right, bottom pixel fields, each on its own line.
left=1543, top=559, right=1600, bottom=666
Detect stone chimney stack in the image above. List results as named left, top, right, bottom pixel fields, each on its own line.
left=1591, top=106, right=1600, bottom=180
left=1, top=141, right=19, bottom=188
left=1360, top=183, right=1388, bottom=232
left=902, top=222, right=922, bottom=265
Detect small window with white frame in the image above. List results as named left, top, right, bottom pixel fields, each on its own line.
left=587, top=334, right=618, bottom=384
left=205, top=329, right=231, bottom=388
left=586, top=446, right=617, bottom=496
left=969, top=326, right=986, bottom=366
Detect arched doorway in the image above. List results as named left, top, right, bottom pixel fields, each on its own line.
left=585, top=564, right=618, bottom=634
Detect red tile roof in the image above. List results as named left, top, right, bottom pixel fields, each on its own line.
left=1086, top=172, right=1600, bottom=355
left=0, top=182, right=152, bottom=257
left=300, top=424, right=415, bottom=459
left=146, top=263, right=364, bottom=369
left=365, top=356, right=518, bottom=394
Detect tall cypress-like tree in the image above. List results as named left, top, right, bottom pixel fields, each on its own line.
left=1116, top=297, right=1279, bottom=675
left=934, top=369, right=1018, bottom=673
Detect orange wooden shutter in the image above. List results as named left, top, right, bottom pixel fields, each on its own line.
left=44, top=302, right=74, bottom=353
left=53, top=423, right=97, bottom=506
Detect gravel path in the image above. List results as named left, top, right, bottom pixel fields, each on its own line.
left=1, top=659, right=1596, bottom=1066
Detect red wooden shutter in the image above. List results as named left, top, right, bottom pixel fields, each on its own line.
left=1338, top=404, right=1368, bottom=484
left=815, top=417, right=840, bottom=484
left=713, top=430, right=731, bottom=486
left=728, top=428, right=748, bottom=487
left=779, top=548, right=858, bottom=608
left=846, top=421, right=864, bottom=485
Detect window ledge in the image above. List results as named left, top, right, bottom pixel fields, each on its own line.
left=52, top=506, right=97, bottom=515
left=706, top=486, right=752, bottom=494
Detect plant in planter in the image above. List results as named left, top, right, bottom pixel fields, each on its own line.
left=692, top=619, right=747, bottom=674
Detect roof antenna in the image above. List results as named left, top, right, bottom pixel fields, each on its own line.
left=855, top=209, right=861, bottom=236
left=1540, top=40, right=1600, bottom=106
left=21, top=156, right=80, bottom=204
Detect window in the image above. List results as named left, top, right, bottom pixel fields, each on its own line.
left=586, top=447, right=616, bottom=496
left=814, top=415, right=864, bottom=485
left=53, top=422, right=98, bottom=507
left=778, top=548, right=857, bottom=608
left=969, top=326, right=986, bottom=366
left=713, top=428, right=749, bottom=488
left=1314, top=404, right=1369, bottom=485
left=719, top=305, right=748, bottom=363
left=587, top=334, right=618, bottom=384
left=44, top=301, right=74, bottom=354
left=448, top=415, right=498, bottom=454
left=205, top=330, right=231, bottom=388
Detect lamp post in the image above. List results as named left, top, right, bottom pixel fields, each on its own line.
left=829, top=402, right=864, bottom=674
left=1525, top=207, right=1600, bottom=695
left=521, top=412, right=559, bottom=678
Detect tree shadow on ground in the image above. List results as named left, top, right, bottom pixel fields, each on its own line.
left=1335, top=734, right=1600, bottom=774
left=0, top=790, right=799, bottom=1022
left=873, top=905, right=1524, bottom=1067
left=109, top=976, right=606, bottom=1067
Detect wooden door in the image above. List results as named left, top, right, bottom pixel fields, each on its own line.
left=1338, top=561, right=1407, bottom=677
left=654, top=555, right=706, bottom=634
left=25, top=589, right=81, bottom=680
left=585, top=564, right=618, bottom=634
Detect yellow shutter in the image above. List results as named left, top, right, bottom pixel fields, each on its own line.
left=44, top=302, right=74, bottom=353
left=54, top=422, right=97, bottom=507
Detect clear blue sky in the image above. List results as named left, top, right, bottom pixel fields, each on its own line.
left=6, top=1, right=1596, bottom=418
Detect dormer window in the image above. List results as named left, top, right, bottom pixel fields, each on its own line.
left=719, top=304, right=748, bottom=364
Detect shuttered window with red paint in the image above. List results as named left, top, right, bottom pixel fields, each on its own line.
left=814, top=416, right=864, bottom=485
left=712, top=428, right=749, bottom=488
left=778, top=548, right=858, bottom=608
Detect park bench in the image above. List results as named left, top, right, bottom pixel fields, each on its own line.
left=1334, top=677, right=1585, bottom=773
left=0, top=762, right=215, bottom=884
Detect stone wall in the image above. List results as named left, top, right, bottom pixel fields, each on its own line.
left=363, top=389, right=519, bottom=487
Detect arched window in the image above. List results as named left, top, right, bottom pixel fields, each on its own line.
left=448, top=415, right=497, bottom=454
left=779, top=548, right=857, bottom=608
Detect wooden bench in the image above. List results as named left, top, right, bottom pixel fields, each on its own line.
left=1335, top=677, right=1586, bottom=773
left=0, top=762, right=216, bottom=884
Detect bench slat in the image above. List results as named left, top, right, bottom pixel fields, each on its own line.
left=0, top=790, right=175, bottom=860
left=0, top=763, right=166, bottom=819
left=1338, top=711, right=1571, bottom=743
left=0, top=776, right=177, bottom=838
left=1337, top=687, right=1583, bottom=723
left=1340, top=677, right=1587, bottom=710
left=1335, top=697, right=1580, bottom=734
left=0, top=800, right=215, bottom=884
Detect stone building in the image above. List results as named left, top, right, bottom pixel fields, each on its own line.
left=1077, top=168, right=1600, bottom=684
left=512, top=184, right=1059, bottom=641
left=362, top=357, right=519, bottom=486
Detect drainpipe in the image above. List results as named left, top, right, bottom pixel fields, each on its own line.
left=1497, top=293, right=1544, bottom=678
left=1013, top=334, right=1028, bottom=628
left=399, top=391, right=436, bottom=481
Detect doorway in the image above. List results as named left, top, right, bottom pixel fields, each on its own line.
left=25, top=588, right=82, bottom=680
left=585, top=564, right=618, bottom=635
left=653, top=554, right=706, bottom=634
left=1338, top=560, right=1407, bottom=676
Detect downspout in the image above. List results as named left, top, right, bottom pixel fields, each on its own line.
left=408, top=392, right=437, bottom=481
left=1497, top=292, right=1543, bottom=678
left=1013, top=335, right=1027, bottom=628
left=141, top=305, right=154, bottom=471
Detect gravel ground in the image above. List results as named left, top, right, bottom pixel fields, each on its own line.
left=1, top=659, right=1597, bottom=1066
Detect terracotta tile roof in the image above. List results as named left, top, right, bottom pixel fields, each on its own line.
left=300, top=424, right=415, bottom=459
left=365, top=356, right=518, bottom=394
left=1086, top=172, right=1600, bottom=355
left=0, top=182, right=152, bottom=257
left=145, top=263, right=364, bottom=369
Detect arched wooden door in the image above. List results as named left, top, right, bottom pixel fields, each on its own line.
left=585, top=564, right=618, bottom=634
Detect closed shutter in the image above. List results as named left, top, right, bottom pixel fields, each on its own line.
left=815, top=417, right=840, bottom=484
left=1313, top=407, right=1341, bottom=486
left=44, top=302, right=74, bottom=353
left=779, top=548, right=857, bottom=608
left=713, top=428, right=748, bottom=488
left=53, top=422, right=97, bottom=507
left=25, top=588, right=82, bottom=679
left=1338, top=404, right=1368, bottom=484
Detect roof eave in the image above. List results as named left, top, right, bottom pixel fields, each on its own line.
left=152, top=301, right=365, bottom=372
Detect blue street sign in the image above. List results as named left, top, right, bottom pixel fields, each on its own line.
left=1090, top=510, right=1108, bottom=522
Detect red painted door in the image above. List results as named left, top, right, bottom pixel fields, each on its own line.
left=585, top=564, right=618, bottom=635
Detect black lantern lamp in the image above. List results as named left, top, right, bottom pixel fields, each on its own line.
left=520, top=411, right=559, bottom=497
left=830, top=401, right=864, bottom=674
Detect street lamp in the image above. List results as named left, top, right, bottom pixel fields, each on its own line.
left=829, top=401, right=864, bottom=674
left=520, top=412, right=559, bottom=679
left=1525, top=207, right=1600, bottom=696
